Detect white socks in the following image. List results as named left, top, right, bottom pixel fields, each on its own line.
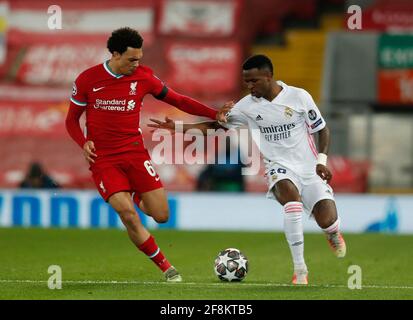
left=322, top=217, right=340, bottom=234
left=283, top=201, right=307, bottom=272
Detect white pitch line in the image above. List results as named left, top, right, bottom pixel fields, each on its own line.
left=0, top=279, right=412, bottom=290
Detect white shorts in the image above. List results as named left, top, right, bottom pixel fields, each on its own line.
left=265, top=163, right=335, bottom=214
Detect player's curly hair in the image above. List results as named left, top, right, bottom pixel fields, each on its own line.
left=242, top=54, right=273, bottom=75
left=107, top=27, right=143, bottom=54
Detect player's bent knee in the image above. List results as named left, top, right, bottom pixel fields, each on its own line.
left=144, top=200, right=170, bottom=223
left=312, top=199, right=337, bottom=227
left=152, top=209, right=169, bottom=224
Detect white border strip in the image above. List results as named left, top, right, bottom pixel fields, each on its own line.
left=0, top=279, right=412, bottom=290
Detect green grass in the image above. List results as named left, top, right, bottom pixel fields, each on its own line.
left=0, top=228, right=412, bottom=299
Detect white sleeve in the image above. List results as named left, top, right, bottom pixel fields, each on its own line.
left=301, top=90, right=326, bottom=134
left=218, top=105, right=248, bottom=130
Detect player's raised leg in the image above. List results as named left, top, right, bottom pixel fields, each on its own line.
left=108, top=191, right=181, bottom=282
left=273, top=180, right=308, bottom=285
left=312, top=199, right=346, bottom=258
left=133, top=188, right=169, bottom=223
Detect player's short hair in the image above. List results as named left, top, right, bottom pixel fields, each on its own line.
left=242, top=54, right=273, bottom=75
left=107, top=27, right=143, bottom=54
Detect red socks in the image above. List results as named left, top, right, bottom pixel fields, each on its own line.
left=138, top=235, right=171, bottom=272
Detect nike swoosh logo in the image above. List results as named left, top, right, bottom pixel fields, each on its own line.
left=93, top=87, right=105, bottom=92
left=155, top=176, right=160, bottom=181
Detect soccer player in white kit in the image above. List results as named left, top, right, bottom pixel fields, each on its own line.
left=149, top=54, right=347, bottom=285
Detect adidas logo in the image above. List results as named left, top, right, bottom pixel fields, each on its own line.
left=256, top=115, right=263, bottom=121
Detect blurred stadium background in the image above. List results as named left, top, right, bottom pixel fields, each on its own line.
left=0, top=0, right=413, bottom=299
left=1, top=0, right=412, bottom=192
left=1, top=0, right=413, bottom=230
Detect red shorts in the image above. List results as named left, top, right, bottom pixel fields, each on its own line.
left=90, top=150, right=163, bottom=202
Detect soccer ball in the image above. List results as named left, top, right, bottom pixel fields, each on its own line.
left=214, top=248, right=248, bottom=282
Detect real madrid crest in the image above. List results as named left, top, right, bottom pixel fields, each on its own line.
left=284, top=107, right=293, bottom=118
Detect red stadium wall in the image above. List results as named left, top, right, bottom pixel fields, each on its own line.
left=0, top=0, right=368, bottom=192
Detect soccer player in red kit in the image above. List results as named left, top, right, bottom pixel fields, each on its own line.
left=65, top=27, right=230, bottom=282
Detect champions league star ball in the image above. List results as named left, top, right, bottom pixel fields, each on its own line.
left=214, top=248, right=249, bottom=282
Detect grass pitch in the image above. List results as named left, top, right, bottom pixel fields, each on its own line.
left=0, top=228, right=412, bottom=300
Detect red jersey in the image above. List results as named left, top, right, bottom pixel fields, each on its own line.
left=67, top=60, right=218, bottom=158
left=70, top=61, right=166, bottom=157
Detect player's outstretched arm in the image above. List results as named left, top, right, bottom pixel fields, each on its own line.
left=156, top=87, right=233, bottom=123
left=148, top=117, right=223, bottom=136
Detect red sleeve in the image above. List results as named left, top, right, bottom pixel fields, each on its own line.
left=65, top=103, right=86, bottom=148
left=147, top=70, right=165, bottom=97
left=66, top=74, right=88, bottom=148
left=70, top=75, right=88, bottom=107
left=160, top=87, right=217, bottom=120
left=146, top=69, right=218, bottom=120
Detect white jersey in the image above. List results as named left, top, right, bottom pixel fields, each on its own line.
left=220, top=81, right=326, bottom=178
